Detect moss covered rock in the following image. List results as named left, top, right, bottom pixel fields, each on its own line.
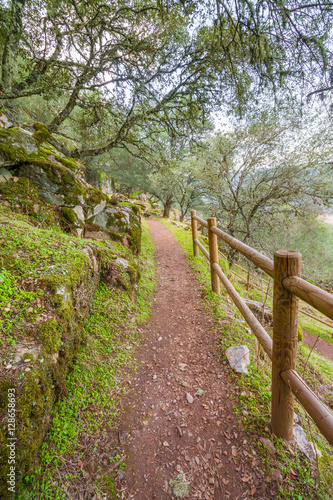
left=0, top=204, right=140, bottom=498
left=0, top=127, right=38, bottom=166
left=93, top=202, right=141, bottom=253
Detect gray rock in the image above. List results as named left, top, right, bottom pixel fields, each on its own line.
left=93, top=209, right=109, bottom=229
left=18, top=163, right=65, bottom=205
left=73, top=205, right=85, bottom=223
left=56, top=285, right=70, bottom=303
left=0, top=167, right=12, bottom=183
left=47, top=154, right=63, bottom=167
left=86, top=199, right=107, bottom=219
left=0, top=128, right=38, bottom=167
left=18, top=127, right=33, bottom=137
left=243, top=298, right=272, bottom=322
left=100, top=177, right=112, bottom=196
left=115, top=257, right=129, bottom=268
left=0, top=113, right=14, bottom=128
left=136, top=193, right=147, bottom=201
left=293, top=424, right=321, bottom=461
left=225, top=345, right=250, bottom=374
left=82, top=246, right=99, bottom=273
left=186, top=392, right=194, bottom=404
left=260, top=437, right=275, bottom=455
left=13, top=343, right=41, bottom=367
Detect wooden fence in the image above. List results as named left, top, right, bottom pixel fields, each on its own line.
left=191, top=210, right=333, bottom=445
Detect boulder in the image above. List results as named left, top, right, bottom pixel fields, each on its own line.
left=85, top=167, right=113, bottom=196
left=133, top=198, right=151, bottom=214
left=293, top=424, right=322, bottom=461
left=243, top=298, right=272, bottom=323
left=0, top=167, right=12, bottom=183
left=225, top=345, right=250, bottom=374
left=169, top=208, right=182, bottom=220
left=93, top=202, right=141, bottom=253
left=86, top=199, right=107, bottom=219
left=0, top=112, right=14, bottom=129
left=0, top=127, right=39, bottom=166
left=136, top=193, right=147, bottom=201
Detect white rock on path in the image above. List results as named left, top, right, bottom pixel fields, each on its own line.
left=225, top=345, right=250, bottom=374
left=186, top=392, right=194, bottom=404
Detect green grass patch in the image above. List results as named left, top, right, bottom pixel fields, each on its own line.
left=17, top=220, right=155, bottom=499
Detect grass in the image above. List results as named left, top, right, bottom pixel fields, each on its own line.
left=163, top=218, right=333, bottom=500
left=0, top=205, right=91, bottom=347
left=17, top=220, right=155, bottom=499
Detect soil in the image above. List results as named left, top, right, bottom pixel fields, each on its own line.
left=115, top=219, right=277, bottom=499
left=303, top=330, right=333, bottom=362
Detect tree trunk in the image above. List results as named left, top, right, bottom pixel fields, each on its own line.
left=1, top=0, right=26, bottom=92
left=163, top=195, right=173, bottom=218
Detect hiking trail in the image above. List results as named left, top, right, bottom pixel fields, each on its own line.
left=114, top=219, right=278, bottom=499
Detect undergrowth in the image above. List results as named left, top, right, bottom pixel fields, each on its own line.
left=17, top=220, right=155, bottom=499
left=163, top=218, right=333, bottom=500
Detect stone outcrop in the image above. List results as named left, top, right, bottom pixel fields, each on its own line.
left=0, top=115, right=143, bottom=497
left=0, top=116, right=141, bottom=251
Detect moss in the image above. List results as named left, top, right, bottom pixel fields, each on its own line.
left=0, top=177, right=59, bottom=228
left=60, top=206, right=76, bottom=225
left=119, top=201, right=140, bottom=214
left=56, top=156, right=79, bottom=171
left=298, top=324, right=303, bottom=342
left=0, top=127, right=16, bottom=139
left=0, top=367, right=54, bottom=499
left=108, top=230, right=123, bottom=241
left=116, top=276, right=133, bottom=297
left=32, top=122, right=50, bottom=145
left=86, top=187, right=109, bottom=205
left=29, top=159, right=87, bottom=205
left=129, top=208, right=142, bottom=254
left=128, top=262, right=141, bottom=284
left=39, top=319, right=63, bottom=353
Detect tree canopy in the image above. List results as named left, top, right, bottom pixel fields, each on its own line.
left=1, top=0, right=333, bottom=159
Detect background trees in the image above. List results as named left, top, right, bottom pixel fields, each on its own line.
left=197, top=116, right=333, bottom=246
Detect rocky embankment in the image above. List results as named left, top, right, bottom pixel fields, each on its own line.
left=0, top=113, right=147, bottom=497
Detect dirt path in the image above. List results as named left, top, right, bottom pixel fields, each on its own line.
left=303, top=330, right=333, bottom=361
left=115, top=219, right=276, bottom=499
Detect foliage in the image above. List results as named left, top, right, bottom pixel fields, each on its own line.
left=1, top=0, right=333, bottom=160
left=196, top=115, right=333, bottom=245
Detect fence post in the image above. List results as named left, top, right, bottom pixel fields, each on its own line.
left=207, top=217, right=220, bottom=295
left=272, top=250, right=301, bottom=440
left=247, top=271, right=250, bottom=291
left=191, top=210, right=199, bottom=257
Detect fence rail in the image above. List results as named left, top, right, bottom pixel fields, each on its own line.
left=190, top=210, right=333, bottom=445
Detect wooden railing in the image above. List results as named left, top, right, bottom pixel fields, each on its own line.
left=190, top=210, right=333, bottom=445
